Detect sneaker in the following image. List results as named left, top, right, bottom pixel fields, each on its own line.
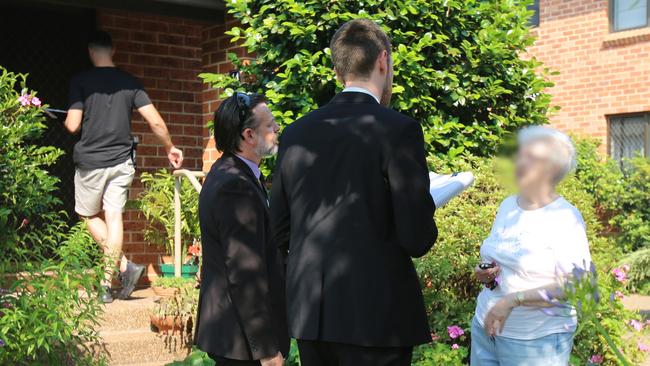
left=117, top=262, right=145, bottom=300
left=100, top=285, right=114, bottom=304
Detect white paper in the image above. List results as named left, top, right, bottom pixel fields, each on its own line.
left=429, top=171, right=475, bottom=208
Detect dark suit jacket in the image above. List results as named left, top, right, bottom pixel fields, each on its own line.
left=270, top=91, right=438, bottom=347
left=195, top=153, right=290, bottom=360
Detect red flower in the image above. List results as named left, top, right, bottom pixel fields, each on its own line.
left=188, top=243, right=201, bottom=257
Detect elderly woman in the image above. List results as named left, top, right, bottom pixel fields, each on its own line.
left=471, top=126, right=592, bottom=366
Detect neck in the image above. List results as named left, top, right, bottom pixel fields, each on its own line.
left=344, top=81, right=381, bottom=101
left=93, top=59, right=115, bottom=67
left=519, top=186, right=558, bottom=210
left=236, top=149, right=261, bottom=166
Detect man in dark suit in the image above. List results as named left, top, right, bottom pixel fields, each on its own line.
left=196, top=93, right=289, bottom=366
left=270, top=19, right=438, bottom=366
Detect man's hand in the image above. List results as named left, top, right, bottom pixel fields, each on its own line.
left=167, top=146, right=183, bottom=169
left=260, top=352, right=283, bottom=366
left=483, top=296, right=515, bottom=337
left=475, top=263, right=500, bottom=284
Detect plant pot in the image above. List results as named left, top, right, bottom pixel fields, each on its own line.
left=150, top=315, right=185, bottom=333
left=159, top=263, right=199, bottom=278
left=151, top=285, right=180, bottom=298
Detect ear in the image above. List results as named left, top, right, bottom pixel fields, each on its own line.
left=241, top=127, right=255, bottom=144
left=377, top=50, right=388, bottom=75
left=334, top=69, right=345, bottom=85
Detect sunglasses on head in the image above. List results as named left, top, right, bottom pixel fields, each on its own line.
left=235, top=92, right=252, bottom=128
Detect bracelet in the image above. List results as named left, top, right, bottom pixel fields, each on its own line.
left=515, top=291, right=525, bottom=306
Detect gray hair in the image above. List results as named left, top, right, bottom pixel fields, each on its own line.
left=517, top=126, right=577, bottom=182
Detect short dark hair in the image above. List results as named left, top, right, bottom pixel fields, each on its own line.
left=88, top=31, right=113, bottom=50
left=213, top=93, right=267, bottom=154
left=330, top=19, right=391, bottom=81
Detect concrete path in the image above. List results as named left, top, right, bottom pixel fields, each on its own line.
left=98, top=288, right=190, bottom=366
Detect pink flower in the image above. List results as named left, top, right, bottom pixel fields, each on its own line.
left=589, top=354, right=603, bottom=364
left=614, top=291, right=625, bottom=300
left=638, top=342, right=650, bottom=352
left=611, top=267, right=627, bottom=283
left=451, top=343, right=460, bottom=350
left=447, top=325, right=465, bottom=339
left=31, top=96, right=41, bottom=107
left=18, top=94, right=31, bottom=106
left=630, top=319, right=644, bottom=332
left=622, top=264, right=630, bottom=272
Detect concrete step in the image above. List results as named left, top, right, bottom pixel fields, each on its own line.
left=99, top=329, right=190, bottom=365
left=96, top=288, right=192, bottom=365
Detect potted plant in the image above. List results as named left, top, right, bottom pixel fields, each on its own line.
left=139, top=170, right=202, bottom=277
left=158, top=240, right=201, bottom=278
left=150, top=283, right=198, bottom=337
left=151, top=276, right=195, bottom=298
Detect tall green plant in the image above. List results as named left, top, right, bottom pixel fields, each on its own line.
left=139, top=170, right=200, bottom=256
left=0, top=67, right=105, bottom=365
left=200, top=0, right=554, bottom=171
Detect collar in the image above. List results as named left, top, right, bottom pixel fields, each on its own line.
left=234, top=154, right=261, bottom=180
left=342, top=86, right=380, bottom=104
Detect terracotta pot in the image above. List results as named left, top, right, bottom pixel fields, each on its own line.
left=151, top=286, right=180, bottom=298
left=150, top=315, right=185, bottom=334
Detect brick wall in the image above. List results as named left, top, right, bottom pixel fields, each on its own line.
left=528, top=0, right=650, bottom=150
left=97, top=9, right=215, bottom=283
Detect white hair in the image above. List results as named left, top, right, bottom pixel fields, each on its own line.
left=517, top=126, right=577, bottom=181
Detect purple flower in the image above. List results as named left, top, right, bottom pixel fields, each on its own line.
left=447, top=325, right=464, bottom=339
left=18, top=94, right=31, bottom=106
left=451, top=343, right=460, bottom=350
left=589, top=354, right=603, bottom=364
left=639, top=342, right=649, bottom=352
left=630, top=319, right=644, bottom=332
left=0, top=339, right=4, bottom=347
left=611, top=267, right=627, bottom=283
left=31, top=96, right=41, bottom=107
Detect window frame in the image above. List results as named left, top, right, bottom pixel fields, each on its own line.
left=608, top=113, right=650, bottom=163
left=528, top=0, right=540, bottom=28
left=610, top=0, right=650, bottom=33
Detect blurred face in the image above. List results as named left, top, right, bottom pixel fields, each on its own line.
left=250, top=103, right=279, bottom=158
left=515, top=139, right=561, bottom=193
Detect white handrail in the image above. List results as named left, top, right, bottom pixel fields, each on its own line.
left=172, top=169, right=206, bottom=277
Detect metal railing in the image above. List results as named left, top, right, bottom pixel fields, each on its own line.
left=172, top=169, right=206, bottom=277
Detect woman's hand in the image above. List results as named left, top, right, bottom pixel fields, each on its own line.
left=475, top=262, right=501, bottom=284
left=484, top=296, right=516, bottom=337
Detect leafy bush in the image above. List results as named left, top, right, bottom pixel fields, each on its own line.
left=139, top=170, right=200, bottom=256
left=0, top=67, right=105, bottom=365
left=415, top=155, right=644, bottom=365
left=621, top=248, right=650, bottom=295
left=574, top=139, right=650, bottom=252
left=152, top=276, right=196, bottom=289
left=201, top=0, right=554, bottom=170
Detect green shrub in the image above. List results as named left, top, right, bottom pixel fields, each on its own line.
left=201, top=0, right=554, bottom=172
left=415, top=156, right=644, bottom=365
left=0, top=67, right=105, bottom=365
left=139, top=170, right=200, bottom=256
left=621, top=248, right=650, bottom=295
left=574, top=139, right=650, bottom=252
left=152, top=276, right=196, bottom=289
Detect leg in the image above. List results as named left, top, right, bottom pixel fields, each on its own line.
left=103, top=210, right=125, bottom=283
left=335, top=343, right=412, bottom=366
left=495, top=332, right=575, bottom=366
left=470, top=317, right=499, bottom=366
left=297, top=340, right=337, bottom=366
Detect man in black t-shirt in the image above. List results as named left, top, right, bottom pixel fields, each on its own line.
left=65, top=31, right=184, bottom=303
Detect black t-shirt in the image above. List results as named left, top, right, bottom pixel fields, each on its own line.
left=68, top=67, right=152, bottom=169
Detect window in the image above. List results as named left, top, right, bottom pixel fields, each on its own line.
left=611, top=0, right=649, bottom=32
left=528, top=0, right=540, bottom=27
left=609, top=114, right=650, bottom=163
